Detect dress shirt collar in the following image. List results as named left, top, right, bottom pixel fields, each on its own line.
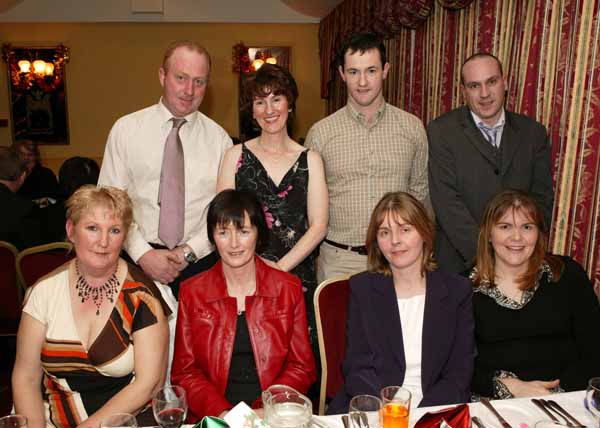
left=157, top=97, right=199, bottom=128
left=470, top=108, right=506, bottom=129
left=346, top=100, right=387, bottom=128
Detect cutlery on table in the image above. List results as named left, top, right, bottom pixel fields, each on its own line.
left=472, top=416, right=487, bottom=428
left=350, top=412, right=363, bottom=428
left=531, top=399, right=562, bottom=425
left=342, top=415, right=350, bottom=428
left=359, top=412, right=370, bottom=428
left=481, top=398, right=513, bottom=428
left=542, top=400, right=586, bottom=428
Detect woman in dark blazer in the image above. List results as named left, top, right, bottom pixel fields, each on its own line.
left=328, top=192, right=475, bottom=413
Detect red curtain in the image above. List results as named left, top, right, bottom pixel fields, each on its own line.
left=319, top=0, right=600, bottom=290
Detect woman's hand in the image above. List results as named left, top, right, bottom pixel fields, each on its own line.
left=500, top=378, right=560, bottom=397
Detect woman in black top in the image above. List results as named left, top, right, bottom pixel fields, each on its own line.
left=470, top=189, right=600, bottom=399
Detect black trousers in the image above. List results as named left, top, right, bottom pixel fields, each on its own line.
left=122, top=245, right=219, bottom=299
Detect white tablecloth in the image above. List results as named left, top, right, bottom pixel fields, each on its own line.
left=314, top=391, right=596, bottom=428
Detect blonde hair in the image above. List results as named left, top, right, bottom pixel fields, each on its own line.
left=66, top=185, right=133, bottom=236
left=366, top=192, right=436, bottom=276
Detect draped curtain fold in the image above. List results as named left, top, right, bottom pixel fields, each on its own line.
left=319, top=0, right=600, bottom=288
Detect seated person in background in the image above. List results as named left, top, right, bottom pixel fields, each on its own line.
left=43, top=156, right=100, bottom=242
left=171, top=189, right=316, bottom=420
left=12, top=185, right=169, bottom=428
left=14, top=139, right=60, bottom=203
left=329, top=192, right=474, bottom=414
left=470, top=189, right=600, bottom=399
left=0, top=146, right=43, bottom=250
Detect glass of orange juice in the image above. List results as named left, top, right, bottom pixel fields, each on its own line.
left=380, top=386, right=411, bottom=428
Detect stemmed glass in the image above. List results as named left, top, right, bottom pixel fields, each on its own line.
left=100, top=413, right=137, bottom=428
left=153, top=385, right=188, bottom=428
left=349, top=395, right=382, bottom=428
left=585, top=377, right=600, bottom=428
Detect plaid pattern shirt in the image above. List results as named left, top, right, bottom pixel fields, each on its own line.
left=305, top=102, right=429, bottom=246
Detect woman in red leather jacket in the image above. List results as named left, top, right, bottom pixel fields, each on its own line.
left=171, top=189, right=316, bottom=420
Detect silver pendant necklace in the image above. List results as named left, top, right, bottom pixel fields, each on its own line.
left=75, top=261, right=120, bottom=316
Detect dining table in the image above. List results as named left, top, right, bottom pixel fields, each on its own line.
left=313, top=391, right=596, bottom=428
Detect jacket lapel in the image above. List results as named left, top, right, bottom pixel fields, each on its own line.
left=459, top=107, right=499, bottom=167
left=421, top=271, right=449, bottom=391
left=500, top=112, right=520, bottom=176
left=371, top=274, right=406, bottom=370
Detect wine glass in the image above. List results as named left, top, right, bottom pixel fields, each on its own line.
left=153, top=385, right=188, bottom=428
left=585, top=377, right=600, bottom=427
left=349, top=395, right=382, bottom=428
left=100, top=413, right=137, bottom=428
left=0, top=415, right=27, bottom=428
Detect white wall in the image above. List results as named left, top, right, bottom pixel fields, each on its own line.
left=0, top=0, right=321, bottom=23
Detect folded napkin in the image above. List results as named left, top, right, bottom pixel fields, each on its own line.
left=193, top=416, right=230, bottom=428
left=414, top=404, right=471, bottom=428
left=223, top=402, right=266, bottom=428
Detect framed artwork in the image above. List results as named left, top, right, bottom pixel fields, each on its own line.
left=2, top=44, right=70, bottom=145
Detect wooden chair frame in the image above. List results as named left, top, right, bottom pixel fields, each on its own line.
left=313, top=275, right=350, bottom=415
left=16, top=241, right=73, bottom=291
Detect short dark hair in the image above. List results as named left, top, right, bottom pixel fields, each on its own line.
left=243, top=63, right=299, bottom=114
left=59, top=156, right=100, bottom=199
left=337, top=32, right=386, bottom=69
left=207, top=189, right=269, bottom=253
left=460, top=52, right=504, bottom=84
left=13, top=139, right=40, bottom=164
left=0, top=147, right=26, bottom=181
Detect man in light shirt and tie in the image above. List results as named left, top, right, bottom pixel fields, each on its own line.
left=427, top=53, right=554, bottom=273
left=98, top=41, right=232, bottom=375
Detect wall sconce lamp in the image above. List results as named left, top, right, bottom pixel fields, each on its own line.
left=2, top=43, right=69, bottom=91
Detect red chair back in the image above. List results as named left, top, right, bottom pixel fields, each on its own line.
left=17, top=242, right=74, bottom=289
left=314, top=276, right=350, bottom=414
left=0, top=241, right=19, bottom=335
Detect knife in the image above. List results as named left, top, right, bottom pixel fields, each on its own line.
left=544, top=399, right=587, bottom=428
left=481, top=398, right=513, bottom=428
left=472, top=416, right=487, bottom=428
left=531, top=399, right=561, bottom=424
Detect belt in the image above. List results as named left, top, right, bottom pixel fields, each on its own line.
left=324, top=239, right=368, bottom=256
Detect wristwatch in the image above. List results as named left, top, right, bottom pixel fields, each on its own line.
left=182, top=245, right=198, bottom=263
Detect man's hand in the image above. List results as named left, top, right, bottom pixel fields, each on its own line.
left=138, top=249, right=183, bottom=284
left=171, top=246, right=190, bottom=272
left=500, top=378, right=560, bottom=397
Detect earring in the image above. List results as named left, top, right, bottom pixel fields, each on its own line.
left=288, top=108, right=292, bottom=113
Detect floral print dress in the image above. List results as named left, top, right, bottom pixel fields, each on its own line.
left=235, top=143, right=317, bottom=337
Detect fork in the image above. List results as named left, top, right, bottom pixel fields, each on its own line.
left=542, top=399, right=587, bottom=428
left=531, top=399, right=564, bottom=425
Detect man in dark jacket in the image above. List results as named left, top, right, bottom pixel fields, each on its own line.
left=0, top=146, right=43, bottom=250
left=427, top=53, right=554, bottom=272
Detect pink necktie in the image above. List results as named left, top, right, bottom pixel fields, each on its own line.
left=158, top=118, right=186, bottom=249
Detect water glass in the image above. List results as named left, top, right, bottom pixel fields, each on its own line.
left=100, top=413, right=137, bottom=428
left=264, top=390, right=312, bottom=428
left=349, top=395, right=382, bottom=428
left=153, top=385, right=188, bottom=428
left=380, top=386, right=411, bottom=428
left=586, top=377, right=600, bottom=428
left=0, top=415, right=27, bottom=428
